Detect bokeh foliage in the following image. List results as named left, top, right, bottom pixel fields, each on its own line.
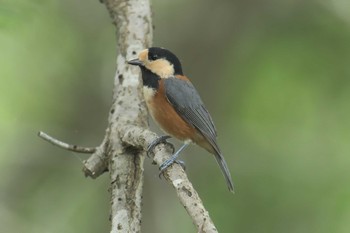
left=1, top=0, right=350, bottom=232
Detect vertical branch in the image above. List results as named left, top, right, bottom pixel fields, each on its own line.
left=101, top=0, right=152, bottom=232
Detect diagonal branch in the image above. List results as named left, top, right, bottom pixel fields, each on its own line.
left=120, top=125, right=218, bottom=232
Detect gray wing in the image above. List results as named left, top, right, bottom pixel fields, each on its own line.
left=164, top=77, right=219, bottom=151
left=165, top=77, right=234, bottom=192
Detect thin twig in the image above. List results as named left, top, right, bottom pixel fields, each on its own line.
left=38, top=131, right=96, bottom=154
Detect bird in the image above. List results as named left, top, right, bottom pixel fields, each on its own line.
left=128, top=47, right=234, bottom=192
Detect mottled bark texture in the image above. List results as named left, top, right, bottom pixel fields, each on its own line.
left=94, top=1, right=152, bottom=232
left=40, top=0, right=219, bottom=232
left=120, top=126, right=218, bottom=233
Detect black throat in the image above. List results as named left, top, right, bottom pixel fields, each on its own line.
left=140, top=67, right=160, bottom=89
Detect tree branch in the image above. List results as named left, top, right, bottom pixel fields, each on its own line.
left=120, top=125, right=218, bottom=232
left=82, top=133, right=109, bottom=178
left=38, top=131, right=109, bottom=178
left=100, top=0, right=152, bottom=232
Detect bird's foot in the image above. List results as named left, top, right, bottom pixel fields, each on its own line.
left=159, top=159, right=186, bottom=178
left=147, top=135, right=174, bottom=158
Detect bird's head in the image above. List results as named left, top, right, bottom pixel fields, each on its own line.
left=128, top=47, right=183, bottom=78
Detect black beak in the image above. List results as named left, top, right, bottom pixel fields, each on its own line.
left=128, top=58, right=143, bottom=66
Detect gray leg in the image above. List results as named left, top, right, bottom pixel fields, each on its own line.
left=159, top=143, right=189, bottom=172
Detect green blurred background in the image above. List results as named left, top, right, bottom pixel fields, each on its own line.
left=1, top=0, right=350, bottom=232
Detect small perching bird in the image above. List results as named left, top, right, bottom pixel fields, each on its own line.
left=128, top=47, right=234, bottom=192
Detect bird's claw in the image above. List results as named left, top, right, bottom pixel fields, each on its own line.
left=147, top=135, right=174, bottom=158
left=158, top=159, right=186, bottom=178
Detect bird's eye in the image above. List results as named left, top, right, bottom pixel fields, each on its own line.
left=149, top=53, right=158, bottom=61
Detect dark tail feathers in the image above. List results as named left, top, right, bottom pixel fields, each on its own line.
left=214, top=152, right=234, bottom=193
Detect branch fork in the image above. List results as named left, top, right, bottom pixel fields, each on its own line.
left=38, top=125, right=218, bottom=232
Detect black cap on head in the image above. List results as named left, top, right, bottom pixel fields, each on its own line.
left=148, top=47, right=183, bottom=75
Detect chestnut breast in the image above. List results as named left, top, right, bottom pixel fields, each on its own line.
left=143, top=79, right=198, bottom=142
